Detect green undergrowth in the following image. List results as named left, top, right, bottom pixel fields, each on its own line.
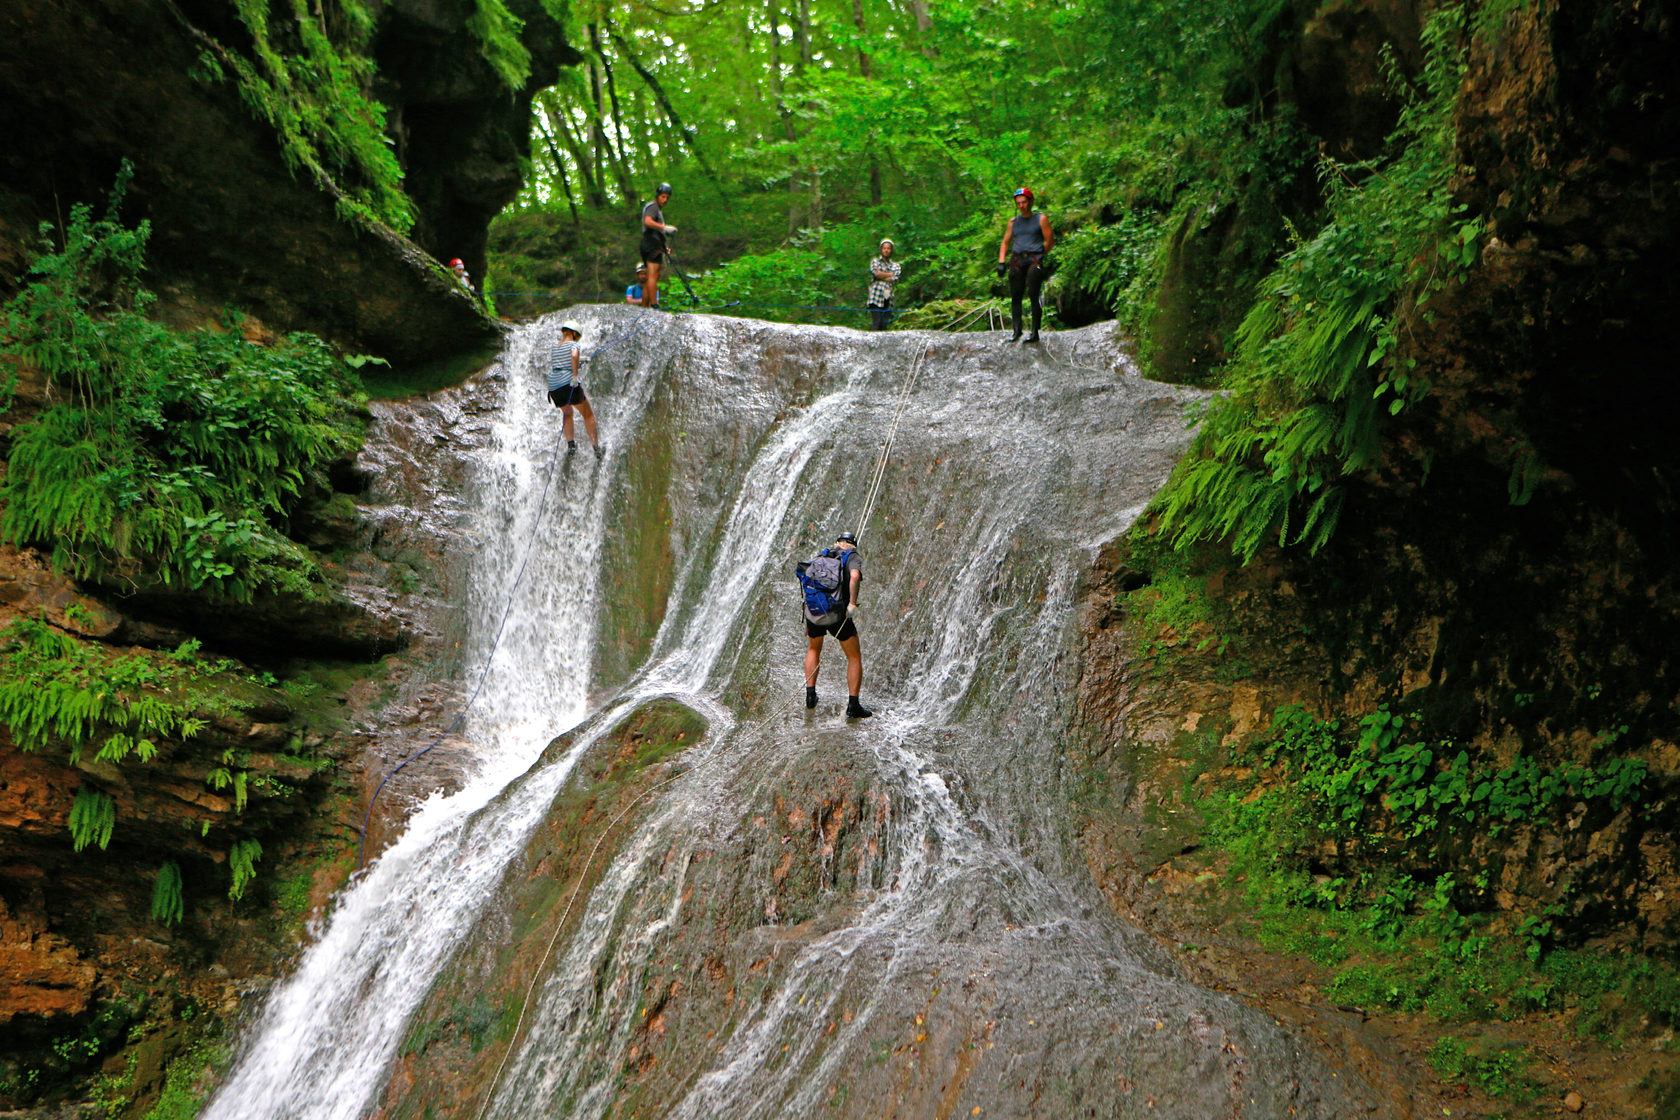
left=888, top=298, right=1011, bottom=333
left=688, top=223, right=885, bottom=324
left=1190, top=704, right=1676, bottom=1051
left=0, top=619, right=290, bottom=905
left=0, top=172, right=368, bottom=602
left=1116, top=538, right=1256, bottom=683
left=1426, top=1035, right=1543, bottom=1103
left=1151, top=6, right=1489, bottom=560
left=142, top=1030, right=231, bottom=1120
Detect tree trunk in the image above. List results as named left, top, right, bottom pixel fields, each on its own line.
left=795, top=0, right=811, bottom=68
left=767, top=0, right=804, bottom=236
left=851, top=0, right=881, bottom=206
left=850, top=0, right=871, bottom=78
left=908, top=0, right=934, bottom=52
left=589, top=23, right=636, bottom=200
left=541, top=91, right=607, bottom=208
left=629, top=91, right=658, bottom=179
left=795, top=0, right=819, bottom=226
left=534, top=111, right=580, bottom=224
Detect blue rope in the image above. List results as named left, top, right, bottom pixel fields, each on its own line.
left=488, top=292, right=911, bottom=317
left=356, top=309, right=651, bottom=866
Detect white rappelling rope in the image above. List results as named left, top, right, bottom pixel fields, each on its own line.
left=853, top=341, right=929, bottom=543
left=469, top=732, right=756, bottom=1120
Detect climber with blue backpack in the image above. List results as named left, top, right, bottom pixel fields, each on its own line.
left=795, top=532, right=871, bottom=719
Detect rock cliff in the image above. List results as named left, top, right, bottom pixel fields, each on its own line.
left=0, top=0, right=579, bottom=365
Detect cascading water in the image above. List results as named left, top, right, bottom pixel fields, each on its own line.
left=206, top=309, right=1379, bottom=1120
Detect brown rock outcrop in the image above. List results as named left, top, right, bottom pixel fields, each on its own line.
left=0, top=898, right=95, bottom=1025
left=0, top=0, right=578, bottom=364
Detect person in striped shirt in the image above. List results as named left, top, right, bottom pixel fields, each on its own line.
left=549, top=320, right=602, bottom=458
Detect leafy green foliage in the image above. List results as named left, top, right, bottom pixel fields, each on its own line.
left=1252, top=705, right=1647, bottom=852
left=228, top=839, right=264, bottom=901
left=504, top=0, right=1308, bottom=333
left=466, top=0, right=533, bottom=88
left=151, top=862, right=186, bottom=926
left=0, top=618, right=253, bottom=857
left=0, top=187, right=366, bottom=601
left=141, top=1033, right=229, bottom=1120
left=1426, top=1037, right=1540, bottom=1100
left=1189, top=702, right=1673, bottom=1034
left=69, top=789, right=117, bottom=852
left=196, top=0, right=413, bottom=231
left=1151, top=8, right=1483, bottom=559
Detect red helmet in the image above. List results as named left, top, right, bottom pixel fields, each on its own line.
left=1013, top=187, right=1034, bottom=205
left=449, top=258, right=464, bottom=268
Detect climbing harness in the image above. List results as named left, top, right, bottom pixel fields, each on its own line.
left=852, top=342, right=930, bottom=544
left=356, top=309, right=653, bottom=866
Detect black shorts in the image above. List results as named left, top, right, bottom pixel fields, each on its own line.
left=548, top=385, right=587, bottom=407
left=640, top=234, right=666, bottom=264
left=806, top=615, right=857, bottom=641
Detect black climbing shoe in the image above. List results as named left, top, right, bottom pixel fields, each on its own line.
left=566, top=440, right=578, bottom=456
left=1024, top=332, right=1040, bottom=344
left=846, top=697, right=873, bottom=720
left=593, top=443, right=605, bottom=460
left=1009, top=330, right=1022, bottom=343
left=805, top=687, right=818, bottom=709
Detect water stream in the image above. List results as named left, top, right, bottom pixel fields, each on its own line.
left=205, top=309, right=1376, bottom=1119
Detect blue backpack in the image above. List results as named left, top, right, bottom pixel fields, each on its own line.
left=795, top=548, right=850, bottom=623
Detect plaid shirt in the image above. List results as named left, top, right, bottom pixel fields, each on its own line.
left=867, top=257, right=901, bottom=306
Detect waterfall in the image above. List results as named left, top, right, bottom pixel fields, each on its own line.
left=205, top=310, right=1375, bottom=1120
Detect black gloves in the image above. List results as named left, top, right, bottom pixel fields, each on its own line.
left=995, top=261, right=1009, bottom=277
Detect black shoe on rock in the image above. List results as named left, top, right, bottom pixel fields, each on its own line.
left=1009, top=330, right=1022, bottom=343
left=1024, top=332, right=1040, bottom=343
left=805, top=687, right=818, bottom=709
left=846, top=697, right=873, bottom=719
left=594, top=443, right=605, bottom=460
left=566, top=440, right=577, bottom=455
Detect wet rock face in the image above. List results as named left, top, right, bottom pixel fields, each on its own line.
left=299, top=316, right=1379, bottom=1120
left=1294, top=0, right=1422, bottom=160
left=0, top=0, right=574, bottom=363
left=1438, top=0, right=1680, bottom=555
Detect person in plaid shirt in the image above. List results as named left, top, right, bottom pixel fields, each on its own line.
left=866, top=239, right=900, bottom=331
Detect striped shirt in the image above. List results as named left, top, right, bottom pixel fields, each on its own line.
left=549, top=339, right=581, bottom=391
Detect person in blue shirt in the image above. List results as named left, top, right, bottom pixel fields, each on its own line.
left=625, top=263, right=648, bottom=305
left=549, top=320, right=602, bottom=459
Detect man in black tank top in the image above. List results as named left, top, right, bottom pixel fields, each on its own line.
left=995, top=186, right=1054, bottom=343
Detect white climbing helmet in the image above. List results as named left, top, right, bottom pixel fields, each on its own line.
left=560, top=320, right=583, bottom=336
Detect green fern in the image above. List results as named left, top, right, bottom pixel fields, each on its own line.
left=151, top=862, right=186, bottom=926
left=2, top=193, right=365, bottom=602
left=228, top=839, right=264, bottom=901
left=69, top=789, right=116, bottom=852
left=1151, top=6, right=1484, bottom=561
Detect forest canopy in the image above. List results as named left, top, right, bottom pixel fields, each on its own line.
left=498, top=0, right=1318, bottom=340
